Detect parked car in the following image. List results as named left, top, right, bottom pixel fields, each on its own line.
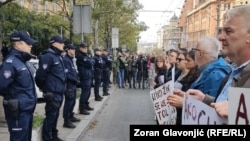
left=27, top=59, right=45, bottom=103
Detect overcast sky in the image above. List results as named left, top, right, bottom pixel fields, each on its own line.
left=137, top=0, right=184, bottom=43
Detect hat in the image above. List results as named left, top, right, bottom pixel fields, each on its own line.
left=94, top=48, right=101, bottom=52
left=65, top=44, right=76, bottom=50
left=10, top=31, right=37, bottom=45
left=49, top=36, right=65, bottom=44
left=79, top=43, right=88, bottom=48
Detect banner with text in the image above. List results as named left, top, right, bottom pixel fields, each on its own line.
left=228, top=87, right=250, bottom=125
left=149, top=81, right=176, bottom=125
left=182, top=95, right=228, bottom=125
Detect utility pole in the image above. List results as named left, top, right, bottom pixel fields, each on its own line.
left=216, top=0, right=221, bottom=37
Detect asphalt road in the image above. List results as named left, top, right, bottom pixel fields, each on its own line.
left=81, top=87, right=156, bottom=141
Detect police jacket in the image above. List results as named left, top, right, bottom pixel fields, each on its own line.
left=76, top=51, right=95, bottom=80
left=101, top=54, right=112, bottom=70
left=35, top=46, right=66, bottom=95
left=93, top=54, right=104, bottom=77
left=63, top=54, right=78, bottom=89
left=0, top=48, right=37, bottom=113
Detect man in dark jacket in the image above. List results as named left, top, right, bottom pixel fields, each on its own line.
left=35, top=36, right=66, bottom=141
left=62, top=44, right=80, bottom=128
left=93, top=48, right=104, bottom=101
left=0, top=31, right=37, bottom=141
left=76, top=43, right=95, bottom=115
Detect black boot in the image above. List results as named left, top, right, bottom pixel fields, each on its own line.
left=53, top=136, right=64, bottom=141
left=95, top=97, right=102, bottom=101
left=103, top=91, right=110, bottom=96
left=79, top=108, right=90, bottom=115
left=63, top=119, right=76, bottom=128
left=70, top=116, right=81, bottom=122
left=85, top=103, right=94, bottom=111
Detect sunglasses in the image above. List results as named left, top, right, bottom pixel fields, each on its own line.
left=177, top=58, right=186, bottom=62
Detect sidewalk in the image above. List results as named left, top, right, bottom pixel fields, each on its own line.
left=0, top=84, right=116, bottom=141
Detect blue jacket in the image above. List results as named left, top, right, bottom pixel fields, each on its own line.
left=0, top=48, right=37, bottom=113
left=35, top=46, right=66, bottom=96
left=76, top=52, right=95, bottom=80
left=190, top=57, right=232, bottom=97
left=63, top=54, right=78, bottom=89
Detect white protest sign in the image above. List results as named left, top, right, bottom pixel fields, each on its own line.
left=149, top=81, right=176, bottom=125
left=182, top=95, right=228, bottom=125
left=228, top=87, right=250, bottom=125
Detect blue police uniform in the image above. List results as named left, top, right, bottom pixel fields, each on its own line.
left=101, top=52, right=112, bottom=95
left=0, top=31, right=37, bottom=141
left=76, top=45, right=95, bottom=114
left=62, top=44, right=80, bottom=128
left=35, top=36, right=66, bottom=141
left=93, top=49, right=104, bottom=101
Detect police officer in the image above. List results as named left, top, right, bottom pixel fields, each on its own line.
left=62, top=44, right=80, bottom=128
left=93, top=48, right=104, bottom=101
left=101, top=49, right=112, bottom=96
left=35, top=35, right=66, bottom=141
left=0, top=31, right=37, bottom=141
left=76, top=43, right=95, bottom=115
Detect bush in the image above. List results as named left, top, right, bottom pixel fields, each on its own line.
left=33, top=115, right=44, bottom=128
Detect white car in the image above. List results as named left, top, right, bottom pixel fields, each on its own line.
left=27, top=59, right=45, bottom=102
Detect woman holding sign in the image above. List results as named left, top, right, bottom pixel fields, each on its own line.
left=169, top=50, right=201, bottom=124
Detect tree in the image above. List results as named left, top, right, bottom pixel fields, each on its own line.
left=0, top=0, right=14, bottom=8
left=91, top=0, right=147, bottom=52
left=1, top=2, right=69, bottom=55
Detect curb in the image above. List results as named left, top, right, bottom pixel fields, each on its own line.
left=65, top=86, right=116, bottom=141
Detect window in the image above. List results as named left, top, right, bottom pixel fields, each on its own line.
left=33, top=0, right=38, bottom=11
left=19, top=0, right=24, bottom=6
left=53, top=2, right=57, bottom=12
left=43, top=1, right=47, bottom=13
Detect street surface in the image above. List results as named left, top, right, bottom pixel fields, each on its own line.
left=81, top=87, right=156, bottom=141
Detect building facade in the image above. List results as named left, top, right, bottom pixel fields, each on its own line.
left=178, top=0, right=249, bottom=49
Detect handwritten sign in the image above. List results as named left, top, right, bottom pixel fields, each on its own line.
left=149, top=81, right=176, bottom=125
left=182, top=95, right=227, bottom=125
left=228, top=87, right=250, bottom=125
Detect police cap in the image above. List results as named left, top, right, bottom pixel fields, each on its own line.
left=10, top=31, right=37, bottom=45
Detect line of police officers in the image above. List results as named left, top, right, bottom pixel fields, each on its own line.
left=0, top=31, right=112, bottom=141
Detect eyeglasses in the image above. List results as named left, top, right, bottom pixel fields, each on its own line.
left=191, top=48, right=203, bottom=52
left=177, top=58, right=186, bottom=62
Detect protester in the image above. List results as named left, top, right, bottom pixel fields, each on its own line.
left=185, top=5, right=250, bottom=118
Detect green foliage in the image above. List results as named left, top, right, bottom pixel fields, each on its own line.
left=91, top=0, right=147, bottom=53
left=0, top=0, right=148, bottom=55
left=1, top=2, right=69, bottom=55
left=33, top=115, right=44, bottom=128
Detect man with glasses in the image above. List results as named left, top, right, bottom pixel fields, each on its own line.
left=189, top=36, right=231, bottom=97
left=185, top=5, right=250, bottom=118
